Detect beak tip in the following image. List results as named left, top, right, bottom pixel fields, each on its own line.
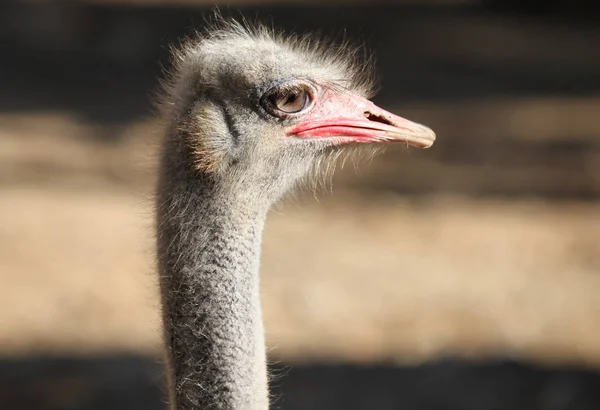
left=415, top=125, right=436, bottom=149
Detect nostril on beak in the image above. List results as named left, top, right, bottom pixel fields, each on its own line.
left=364, top=111, right=395, bottom=126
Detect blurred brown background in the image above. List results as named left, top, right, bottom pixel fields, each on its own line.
left=1, top=0, right=600, bottom=409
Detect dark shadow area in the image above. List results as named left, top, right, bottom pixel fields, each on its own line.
left=2, top=354, right=600, bottom=410
left=0, top=2, right=599, bottom=124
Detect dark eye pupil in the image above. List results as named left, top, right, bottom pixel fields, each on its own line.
left=284, top=94, right=298, bottom=105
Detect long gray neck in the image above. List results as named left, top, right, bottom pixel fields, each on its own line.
left=156, top=142, right=270, bottom=410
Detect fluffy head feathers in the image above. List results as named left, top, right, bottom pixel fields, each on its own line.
left=157, top=17, right=434, bottom=206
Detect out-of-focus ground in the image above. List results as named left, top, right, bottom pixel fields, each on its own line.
left=3, top=183, right=600, bottom=364
left=1, top=1, right=600, bottom=409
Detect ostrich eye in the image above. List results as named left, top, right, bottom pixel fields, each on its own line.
left=261, top=83, right=313, bottom=118
left=271, top=89, right=309, bottom=113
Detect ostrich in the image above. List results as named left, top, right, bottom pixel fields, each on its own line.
left=155, top=20, right=435, bottom=410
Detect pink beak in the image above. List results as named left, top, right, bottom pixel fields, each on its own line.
left=287, top=88, right=435, bottom=148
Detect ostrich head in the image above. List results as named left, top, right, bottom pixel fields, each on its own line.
left=160, top=20, right=435, bottom=205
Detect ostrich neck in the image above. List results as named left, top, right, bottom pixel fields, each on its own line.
left=157, top=166, right=270, bottom=410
